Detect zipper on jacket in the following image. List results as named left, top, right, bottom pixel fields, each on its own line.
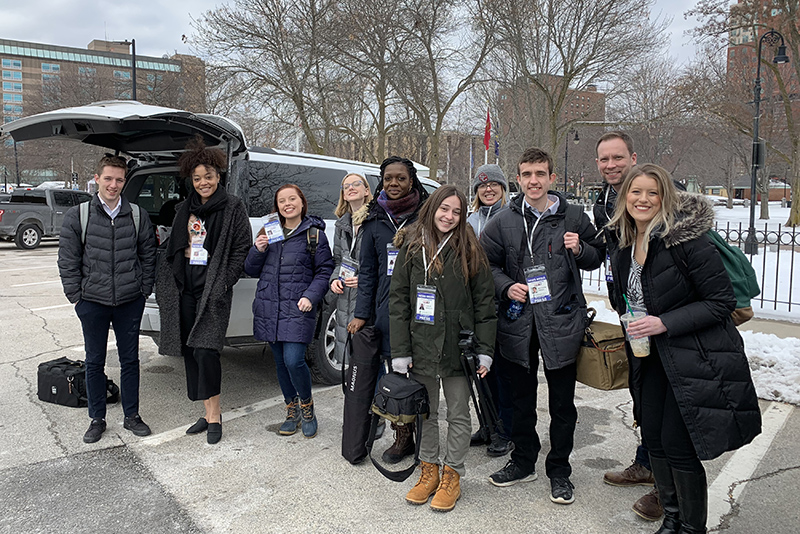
left=111, top=217, right=116, bottom=306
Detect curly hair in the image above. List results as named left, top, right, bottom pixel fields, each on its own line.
left=177, top=136, right=227, bottom=178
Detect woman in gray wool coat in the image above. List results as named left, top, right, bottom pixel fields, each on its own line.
left=155, top=139, right=252, bottom=445
left=329, top=173, right=373, bottom=369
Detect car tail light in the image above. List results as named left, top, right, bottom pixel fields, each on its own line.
left=0, top=209, right=4, bottom=222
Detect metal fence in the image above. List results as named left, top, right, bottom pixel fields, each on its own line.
left=581, top=221, right=800, bottom=314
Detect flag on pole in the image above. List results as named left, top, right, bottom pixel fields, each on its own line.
left=483, top=109, right=491, bottom=151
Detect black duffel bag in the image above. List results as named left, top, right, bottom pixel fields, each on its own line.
left=341, top=327, right=383, bottom=465
left=37, top=357, right=119, bottom=408
left=365, top=372, right=429, bottom=482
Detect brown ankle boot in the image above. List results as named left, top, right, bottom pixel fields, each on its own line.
left=382, top=421, right=415, bottom=464
left=430, top=465, right=461, bottom=512
left=405, top=461, right=440, bottom=505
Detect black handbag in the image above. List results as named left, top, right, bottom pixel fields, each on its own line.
left=37, top=357, right=120, bottom=408
left=341, top=327, right=383, bottom=465
left=365, top=372, right=430, bottom=482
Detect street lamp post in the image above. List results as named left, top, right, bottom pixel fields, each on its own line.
left=111, top=39, right=137, bottom=100
left=564, top=129, right=579, bottom=194
left=746, top=28, right=789, bottom=255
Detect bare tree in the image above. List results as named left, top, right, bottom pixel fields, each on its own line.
left=688, top=0, right=800, bottom=226
left=384, top=0, right=497, bottom=179
left=484, top=0, right=669, bottom=156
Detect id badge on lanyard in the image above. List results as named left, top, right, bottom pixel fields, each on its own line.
left=386, top=244, right=399, bottom=276
left=189, top=243, right=208, bottom=265
left=415, top=285, right=437, bottom=324
left=605, top=253, right=614, bottom=282
left=262, top=213, right=285, bottom=244
left=339, top=254, right=359, bottom=281
left=525, top=265, right=551, bottom=304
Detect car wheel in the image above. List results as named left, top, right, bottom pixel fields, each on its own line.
left=15, top=224, right=42, bottom=249
left=307, top=299, right=341, bottom=385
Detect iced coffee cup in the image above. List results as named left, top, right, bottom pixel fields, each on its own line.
left=620, top=310, right=650, bottom=357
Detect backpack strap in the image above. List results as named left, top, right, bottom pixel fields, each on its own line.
left=306, top=227, right=319, bottom=258
left=79, top=201, right=90, bottom=245
left=131, top=203, right=140, bottom=241
left=564, top=203, right=582, bottom=234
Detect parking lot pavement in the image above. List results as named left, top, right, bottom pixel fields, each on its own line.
left=1, top=241, right=798, bottom=534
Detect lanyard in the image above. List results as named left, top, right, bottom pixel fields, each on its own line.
left=476, top=203, right=494, bottom=238
left=421, top=232, right=453, bottom=285
left=388, top=217, right=408, bottom=234
left=521, top=207, right=544, bottom=260
left=604, top=186, right=614, bottom=221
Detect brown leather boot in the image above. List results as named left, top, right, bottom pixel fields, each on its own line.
left=382, top=421, right=415, bottom=464
left=430, top=465, right=461, bottom=512
left=405, top=461, right=440, bottom=505
left=603, top=460, right=655, bottom=487
left=632, top=488, right=664, bottom=521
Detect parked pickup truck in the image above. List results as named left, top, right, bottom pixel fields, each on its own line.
left=0, top=188, right=93, bottom=249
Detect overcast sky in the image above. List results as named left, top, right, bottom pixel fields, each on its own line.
left=0, top=0, right=703, bottom=65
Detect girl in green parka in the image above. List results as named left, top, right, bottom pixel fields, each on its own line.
left=389, top=184, right=497, bottom=513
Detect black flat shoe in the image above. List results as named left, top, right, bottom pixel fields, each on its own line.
left=186, top=418, right=209, bottom=434
left=207, top=422, right=222, bottom=444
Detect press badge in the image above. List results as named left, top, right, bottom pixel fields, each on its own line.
left=386, top=244, right=399, bottom=276
left=605, top=253, right=614, bottom=282
left=415, top=285, right=437, bottom=324
left=339, top=255, right=359, bottom=281
left=525, top=265, right=551, bottom=304
left=262, top=213, right=285, bottom=244
left=189, top=243, right=208, bottom=265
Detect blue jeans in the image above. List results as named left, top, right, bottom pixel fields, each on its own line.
left=75, top=296, right=146, bottom=420
left=269, top=342, right=312, bottom=402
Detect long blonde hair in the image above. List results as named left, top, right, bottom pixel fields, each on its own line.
left=334, top=173, right=372, bottom=217
left=607, top=164, right=678, bottom=254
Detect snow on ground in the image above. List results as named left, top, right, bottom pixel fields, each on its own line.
left=587, top=300, right=800, bottom=406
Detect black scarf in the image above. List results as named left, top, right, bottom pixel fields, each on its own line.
left=167, top=185, right=228, bottom=289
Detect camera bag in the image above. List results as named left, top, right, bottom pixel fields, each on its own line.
left=37, top=357, right=120, bottom=408
left=365, top=372, right=429, bottom=482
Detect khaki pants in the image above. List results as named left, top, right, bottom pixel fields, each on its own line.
left=412, top=373, right=472, bottom=477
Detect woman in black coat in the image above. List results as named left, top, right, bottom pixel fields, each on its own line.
left=156, top=140, right=252, bottom=444
left=608, top=164, right=761, bottom=534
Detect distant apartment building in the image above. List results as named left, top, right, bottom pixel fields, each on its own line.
left=1, top=37, right=206, bottom=129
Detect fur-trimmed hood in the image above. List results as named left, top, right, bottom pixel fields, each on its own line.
left=350, top=203, right=370, bottom=226
left=663, top=192, right=714, bottom=248
left=393, top=226, right=410, bottom=248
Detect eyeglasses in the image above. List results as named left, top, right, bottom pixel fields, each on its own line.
left=342, top=181, right=364, bottom=190
left=477, top=182, right=499, bottom=190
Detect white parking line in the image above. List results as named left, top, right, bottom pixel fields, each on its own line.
left=11, top=280, right=61, bottom=287
left=707, top=402, right=793, bottom=530
left=0, top=266, right=54, bottom=273
left=136, top=385, right=338, bottom=447
left=31, top=303, right=72, bottom=311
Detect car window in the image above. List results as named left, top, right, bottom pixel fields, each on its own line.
left=52, top=191, right=74, bottom=207
left=73, top=192, right=92, bottom=204
left=245, top=161, right=347, bottom=219
left=135, top=173, right=182, bottom=224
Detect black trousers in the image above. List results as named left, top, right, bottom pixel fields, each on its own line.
left=639, top=349, right=703, bottom=473
left=179, top=263, right=221, bottom=402
left=508, top=323, right=578, bottom=479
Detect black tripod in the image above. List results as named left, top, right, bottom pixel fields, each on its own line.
left=458, top=330, right=504, bottom=446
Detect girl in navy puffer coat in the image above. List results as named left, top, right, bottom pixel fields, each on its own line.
left=244, top=184, right=333, bottom=439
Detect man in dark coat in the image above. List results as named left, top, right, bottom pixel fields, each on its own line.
left=58, top=155, right=156, bottom=444
left=481, top=147, right=602, bottom=505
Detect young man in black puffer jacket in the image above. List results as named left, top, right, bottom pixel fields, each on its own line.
left=58, top=155, right=156, bottom=444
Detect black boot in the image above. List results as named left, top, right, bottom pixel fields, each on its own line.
left=673, top=468, right=708, bottom=534
left=649, top=455, right=680, bottom=534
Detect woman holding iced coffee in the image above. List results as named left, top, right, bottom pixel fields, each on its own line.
left=607, top=164, right=760, bottom=534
